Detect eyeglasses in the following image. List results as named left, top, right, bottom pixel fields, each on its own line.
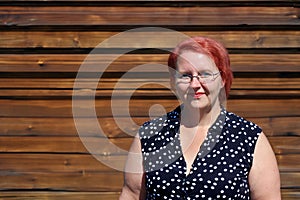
left=175, top=71, right=221, bottom=84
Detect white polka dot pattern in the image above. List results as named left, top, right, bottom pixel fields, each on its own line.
left=139, top=106, right=262, bottom=199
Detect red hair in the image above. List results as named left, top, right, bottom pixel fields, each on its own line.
left=168, top=36, right=233, bottom=98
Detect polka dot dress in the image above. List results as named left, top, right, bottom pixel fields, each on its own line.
left=139, top=106, right=262, bottom=199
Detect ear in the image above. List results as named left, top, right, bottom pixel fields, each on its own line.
left=169, top=75, right=176, bottom=92
left=168, top=68, right=177, bottom=92
left=220, top=77, right=225, bottom=88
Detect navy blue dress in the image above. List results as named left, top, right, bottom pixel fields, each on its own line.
left=139, top=106, right=262, bottom=200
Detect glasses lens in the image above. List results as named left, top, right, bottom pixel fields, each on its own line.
left=176, top=71, right=219, bottom=84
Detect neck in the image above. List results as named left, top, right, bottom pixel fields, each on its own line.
left=180, top=104, right=221, bottom=129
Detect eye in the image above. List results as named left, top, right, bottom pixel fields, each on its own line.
left=176, top=72, right=191, bottom=79
left=181, top=74, right=191, bottom=78
left=200, top=71, right=213, bottom=78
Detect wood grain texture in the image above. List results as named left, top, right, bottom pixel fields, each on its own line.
left=0, top=6, right=299, bottom=26
left=0, top=1, right=299, bottom=199
left=1, top=116, right=299, bottom=137
left=0, top=153, right=299, bottom=172
left=0, top=192, right=121, bottom=200
left=3, top=0, right=298, bottom=2
left=1, top=77, right=300, bottom=89
left=0, top=99, right=299, bottom=117
left=1, top=31, right=300, bottom=48
left=0, top=54, right=299, bottom=72
left=0, top=172, right=123, bottom=191
left=0, top=170, right=298, bottom=191
left=0, top=190, right=298, bottom=200
left=0, top=137, right=299, bottom=155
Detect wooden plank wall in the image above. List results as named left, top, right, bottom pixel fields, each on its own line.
left=0, top=0, right=299, bottom=199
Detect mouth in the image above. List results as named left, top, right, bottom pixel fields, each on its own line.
left=193, top=92, right=206, bottom=99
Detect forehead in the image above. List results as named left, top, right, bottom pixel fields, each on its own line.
left=176, top=51, right=218, bottom=72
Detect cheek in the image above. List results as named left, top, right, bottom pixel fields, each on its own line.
left=174, top=82, right=190, bottom=99
left=207, top=80, right=223, bottom=95
left=175, top=83, right=188, bottom=92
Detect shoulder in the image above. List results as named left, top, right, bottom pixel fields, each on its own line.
left=225, top=110, right=262, bottom=135
left=223, top=110, right=263, bottom=156
left=139, top=106, right=181, bottom=139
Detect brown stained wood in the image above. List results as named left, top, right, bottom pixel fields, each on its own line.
left=0, top=153, right=298, bottom=173
left=230, top=54, right=300, bottom=72
left=0, top=192, right=120, bottom=200
left=269, top=117, right=300, bottom=137
left=0, top=6, right=299, bottom=26
left=0, top=1, right=298, bottom=199
left=281, top=189, right=300, bottom=200
left=1, top=89, right=299, bottom=99
left=0, top=54, right=299, bottom=73
left=0, top=78, right=300, bottom=89
left=0, top=154, right=126, bottom=173
left=0, top=171, right=298, bottom=191
left=0, top=171, right=123, bottom=192
left=0, top=136, right=299, bottom=156
left=231, top=78, right=300, bottom=89
left=0, top=136, right=133, bottom=154
left=4, top=0, right=297, bottom=2
left=0, top=99, right=299, bottom=118
left=0, top=117, right=146, bottom=137
left=226, top=99, right=300, bottom=118
left=0, top=190, right=299, bottom=200
left=0, top=117, right=299, bottom=137
left=250, top=117, right=300, bottom=137
left=277, top=154, right=300, bottom=172
left=281, top=173, right=300, bottom=189
left=1, top=31, right=300, bottom=49
left=269, top=137, right=300, bottom=155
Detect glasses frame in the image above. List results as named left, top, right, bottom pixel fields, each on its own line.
left=175, top=71, right=221, bottom=84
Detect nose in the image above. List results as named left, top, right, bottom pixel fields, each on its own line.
left=190, top=76, right=202, bottom=88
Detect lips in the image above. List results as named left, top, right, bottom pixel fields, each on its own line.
left=194, top=92, right=205, bottom=98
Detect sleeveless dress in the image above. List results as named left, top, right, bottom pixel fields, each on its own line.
left=139, top=106, right=262, bottom=200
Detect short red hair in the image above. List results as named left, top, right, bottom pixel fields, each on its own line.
left=168, top=36, right=233, bottom=98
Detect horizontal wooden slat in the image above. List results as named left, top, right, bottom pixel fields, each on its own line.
left=0, top=171, right=123, bottom=192
left=0, top=99, right=299, bottom=117
left=0, top=190, right=299, bottom=200
left=0, top=54, right=299, bottom=72
left=267, top=117, right=300, bottom=137
left=0, top=6, right=299, bottom=26
left=0, top=116, right=299, bottom=137
left=231, top=78, right=300, bottom=89
left=280, top=173, right=300, bottom=189
left=1, top=31, right=300, bottom=49
left=270, top=137, right=300, bottom=155
left=277, top=154, right=300, bottom=172
left=0, top=154, right=125, bottom=173
left=1, top=78, right=300, bottom=89
left=1, top=89, right=299, bottom=99
left=0, top=117, right=145, bottom=137
left=3, top=0, right=298, bottom=2
left=0, top=153, right=298, bottom=173
left=0, top=137, right=133, bottom=154
left=281, top=189, right=300, bottom=200
left=0, top=136, right=299, bottom=156
left=0, top=170, right=298, bottom=191
left=0, top=192, right=120, bottom=200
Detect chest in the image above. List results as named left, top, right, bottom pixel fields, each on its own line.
left=145, top=139, right=252, bottom=199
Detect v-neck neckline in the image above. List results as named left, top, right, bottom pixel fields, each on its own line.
left=174, top=107, right=227, bottom=177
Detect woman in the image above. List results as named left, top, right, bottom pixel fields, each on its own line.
left=119, top=36, right=281, bottom=199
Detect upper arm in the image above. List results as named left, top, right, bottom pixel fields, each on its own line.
left=119, top=135, right=146, bottom=200
left=248, top=132, right=281, bottom=200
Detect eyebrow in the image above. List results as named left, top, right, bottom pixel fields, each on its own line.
left=177, top=69, right=212, bottom=74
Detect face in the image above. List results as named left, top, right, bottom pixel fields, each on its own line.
left=171, top=51, right=224, bottom=111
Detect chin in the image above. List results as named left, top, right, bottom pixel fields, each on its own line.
left=189, top=99, right=210, bottom=110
